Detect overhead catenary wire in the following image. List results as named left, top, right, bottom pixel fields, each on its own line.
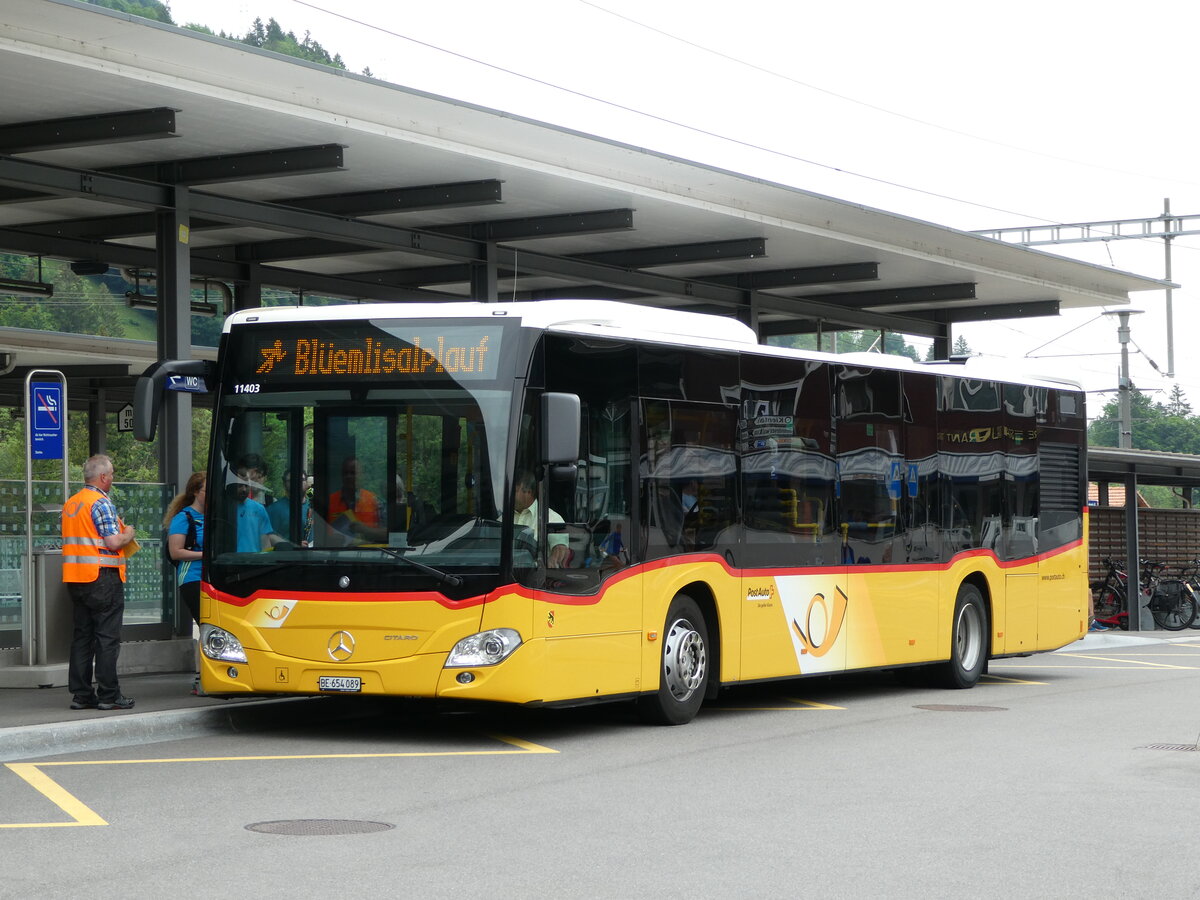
left=574, top=0, right=1200, bottom=192
left=290, top=1, right=1083, bottom=226
left=281, top=0, right=1200, bottom=274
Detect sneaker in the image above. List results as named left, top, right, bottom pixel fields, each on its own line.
left=1089, top=621, right=1110, bottom=632
left=69, top=697, right=98, bottom=710
left=97, top=696, right=135, bottom=710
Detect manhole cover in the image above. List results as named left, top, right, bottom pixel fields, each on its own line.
left=1140, top=743, right=1200, bottom=751
left=246, top=819, right=394, bottom=836
left=913, top=704, right=1007, bottom=712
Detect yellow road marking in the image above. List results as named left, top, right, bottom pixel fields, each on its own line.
left=713, top=697, right=844, bottom=711
left=0, top=733, right=555, bottom=829
left=0, top=763, right=106, bottom=829
left=981, top=674, right=1047, bottom=685
left=992, top=663, right=1197, bottom=669
left=1056, top=653, right=1194, bottom=669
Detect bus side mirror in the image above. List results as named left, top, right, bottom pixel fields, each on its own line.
left=541, top=392, right=580, bottom=479
left=133, top=358, right=215, bottom=442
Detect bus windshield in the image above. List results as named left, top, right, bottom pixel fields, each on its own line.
left=206, top=318, right=518, bottom=590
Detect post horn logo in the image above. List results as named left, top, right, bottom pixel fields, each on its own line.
left=327, top=630, right=355, bottom=662
left=792, top=586, right=849, bottom=658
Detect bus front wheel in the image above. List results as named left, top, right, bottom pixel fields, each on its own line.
left=639, top=595, right=708, bottom=725
left=936, top=583, right=988, bottom=689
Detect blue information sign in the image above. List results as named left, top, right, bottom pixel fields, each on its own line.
left=30, top=381, right=64, bottom=460
left=166, top=374, right=207, bottom=393
left=888, top=460, right=903, bottom=500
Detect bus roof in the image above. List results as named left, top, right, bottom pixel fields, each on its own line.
left=224, top=300, right=1081, bottom=392
left=224, top=300, right=760, bottom=345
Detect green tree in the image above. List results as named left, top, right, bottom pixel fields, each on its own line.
left=1166, top=384, right=1193, bottom=417
left=1087, top=386, right=1200, bottom=455
left=86, top=0, right=174, bottom=23
left=232, top=17, right=346, bottom=69
left=1087, top=386, right=1200, bottom=505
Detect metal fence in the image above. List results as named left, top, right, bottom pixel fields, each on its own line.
left=0, top=480, right=173, bottom=638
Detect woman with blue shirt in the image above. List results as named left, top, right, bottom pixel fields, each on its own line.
left=164, top=471, right=206, bottom=625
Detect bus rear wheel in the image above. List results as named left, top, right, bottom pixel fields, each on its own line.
left=639, top=595, right=708, bottom=725
left=936, top=583, right=988, bottom=689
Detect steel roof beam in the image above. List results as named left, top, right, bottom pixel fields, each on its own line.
left=343, top=234, right=758, bottom=287
left=106, top=143, right=345, bottom=186
left=16, top=179, right=507, bottom=240
left=705, top=262, right=879, bottom=289
left=745, top=291, right=947, bottom=337
left=0, top=107, right=178, bottom=154
left=184, top=192, right=485, bottom=261
left=576, top=238, right=765, bottom=268
left=199, top=237, right=374, bottom=264
left=931, top=300, right=1060, bottom=322
left=289, top=179, right=503, bottom=215
left=431, top=208, right=634, bottom=241
left=0, top=224, right=456, bottom=301
left=0, top=144, right=346, bottom=203
left=199, top=208, right=637, bottom=266
left=0, top=155, right=171, bottom=206
left=515, top=286, right=649, bottom=301
left=796, top=283, right=976, bottom=309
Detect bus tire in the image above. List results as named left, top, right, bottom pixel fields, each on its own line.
left=639, top=595, right=708, bottom=725
left=936, top=582, right=988, bottom=689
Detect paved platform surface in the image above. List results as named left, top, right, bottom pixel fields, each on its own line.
left=1, top=629, right=1195, bottom=761
left=0, top=671, right=298, bottom=762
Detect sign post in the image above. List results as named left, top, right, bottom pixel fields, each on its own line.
left=23, top=370, right=69, bottom=667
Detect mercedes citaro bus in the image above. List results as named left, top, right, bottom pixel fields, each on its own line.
left=135, top=300, right=1088, bottom=724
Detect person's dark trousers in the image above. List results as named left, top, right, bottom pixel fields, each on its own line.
left=67, top=569, right=125, bottom=705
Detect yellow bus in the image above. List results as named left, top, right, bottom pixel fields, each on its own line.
left=136, top=300, right=1088, bottom=724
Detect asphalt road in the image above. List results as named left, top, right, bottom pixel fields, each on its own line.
left=4, top=636, right=1200, bottom=899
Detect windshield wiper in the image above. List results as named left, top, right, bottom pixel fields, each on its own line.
left=375, top=547, right=464, bottom=587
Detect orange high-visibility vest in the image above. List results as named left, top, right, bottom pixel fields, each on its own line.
left=61, top=487, right=126, bottom=583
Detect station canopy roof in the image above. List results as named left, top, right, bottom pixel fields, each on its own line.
left=0, top=0, right=1167, bottom=384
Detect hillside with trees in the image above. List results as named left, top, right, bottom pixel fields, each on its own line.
left=86, top=1, right=351, bottom=71
left=1088, top=384, right=1200, bottom=507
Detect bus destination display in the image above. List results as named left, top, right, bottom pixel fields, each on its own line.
left=238, top=323, right=504, bottom=385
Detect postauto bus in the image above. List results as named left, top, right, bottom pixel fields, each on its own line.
left=135, top=300, right=1088, bottom=724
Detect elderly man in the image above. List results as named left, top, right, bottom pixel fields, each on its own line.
left=61, top=454, right=137, bottom=711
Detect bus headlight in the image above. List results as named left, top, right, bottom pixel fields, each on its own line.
left=200, top=623, right=248, bottom=663
left=445, top=628, right=521, bottom=667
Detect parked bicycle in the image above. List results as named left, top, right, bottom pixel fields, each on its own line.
left=1093, top=557, right=1198, bottom=631
left=1178, top=560, right=1200, bottom=630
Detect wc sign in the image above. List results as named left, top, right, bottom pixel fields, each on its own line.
left=30, top=381, right=64, bottom=460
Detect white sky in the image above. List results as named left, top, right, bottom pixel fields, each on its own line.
left=165, top=0, right=1200, bottom=414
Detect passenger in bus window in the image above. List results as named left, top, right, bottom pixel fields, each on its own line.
left=238, top=453, right=271, bottom=506
left=680, top=479, right=700, bottom=514
left=328, top=457, right=381, bottom=540
left=513, top=469, right=569, bottom=566
left=234, top=456, right=283, bottom=551
left=267, top=468, right=309, bottom=545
